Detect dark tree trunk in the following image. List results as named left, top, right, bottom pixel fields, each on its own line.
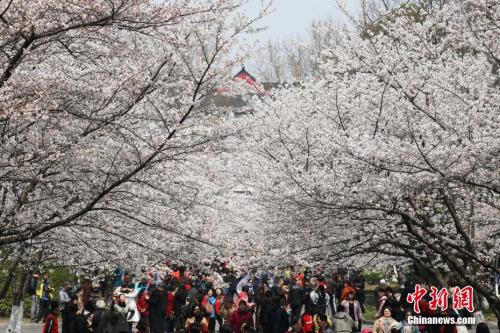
left=12, top=270, right=29, bottom=306
left=0, top=256, right=21, bottom=299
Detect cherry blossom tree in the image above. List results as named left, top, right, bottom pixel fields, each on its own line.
left=244, top=0, right=500, bottom=320
left=0, top=0, right=272, bottom=327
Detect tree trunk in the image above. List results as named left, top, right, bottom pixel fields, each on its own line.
left=0, top=256, right=21, bottom=299
left=6, top=270, right=29, bottom=333
left=413, top=261, right=440, bottom=286
left=6, top=303, right=23, bottom=333
left=481, top=291, right=500, bottom=329
left=395, top=265, right=405, bottom=287
left=435, top=272, right=449, bottom=289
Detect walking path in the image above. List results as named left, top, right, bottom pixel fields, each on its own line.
left=0, top=320, right=498, bottom=333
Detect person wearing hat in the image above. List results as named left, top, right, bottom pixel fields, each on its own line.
left=98, top=301, right=116, bottom=333
left=92, top=300, right=107, bottom=333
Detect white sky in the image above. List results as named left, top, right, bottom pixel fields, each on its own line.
left=238, top=0, right=360, bottom=74
left=243, top=0, right=359, bottom=41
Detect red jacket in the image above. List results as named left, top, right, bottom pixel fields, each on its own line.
left=166, top=292, right=175, bottom=316
left=171, top=270, right=180, bottom=280
left=301, top=313, right=314, bottom=333
left=137, top=292, right=150, bottom=317
left=215, top=297, right=223, bottom=315
left=201, top=295, right=209, bottom=308
left=230, top=310, right=254, bottom=333
left=43, top=313, right=58, bottom=333
left=186, top=322, right=209, bottom=333
left=419, top=300, right=436, bottom=316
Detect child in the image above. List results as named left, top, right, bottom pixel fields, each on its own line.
left=43, top=301, right=60, bottom=333
left=301, top=311, right=314, bottom=333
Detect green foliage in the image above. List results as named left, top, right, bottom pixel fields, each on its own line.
left=47, top=267, right=76, bottom=298
left=362, top=271, right=384, bottom=285
left=0, top=295, right=33, bottom=318
left=363, top=304, right=377, bottom=321
left=0, top=298, right=11, bottom=318
left=0, top=260, right=75, bottom=318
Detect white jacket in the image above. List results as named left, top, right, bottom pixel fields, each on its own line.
left=115, top=287, right=139, bottom=322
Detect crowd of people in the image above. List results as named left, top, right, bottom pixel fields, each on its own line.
left=31, top=264, right=490, bottom=333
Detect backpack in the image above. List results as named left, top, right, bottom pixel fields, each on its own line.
left=301, top=313, right=314, bottom=333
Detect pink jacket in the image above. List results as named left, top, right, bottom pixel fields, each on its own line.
left=341, top=300, right=364, bottom=323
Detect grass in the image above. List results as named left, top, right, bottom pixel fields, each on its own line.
left=364, top=304, right=376, bottom=321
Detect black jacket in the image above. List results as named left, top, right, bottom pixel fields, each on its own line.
left=98, top=309, right=114, bottom=333
left=384, top=297, right=403, bottom=321
left=91, top=309, right=104, bottom=333
left=149, top=288, right=168, bottom=333
left=270, top=286, right=283, bottom=312
left=174, top=287, right=188, bottom=317
left=272, top=308, right=290, bottom=333
left=258, top=297, right=275, bottom=325
left=288, top=286, right=304, bottom=306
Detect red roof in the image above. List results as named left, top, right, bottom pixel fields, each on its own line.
left=233, top=67, right=257, bottom=85
left=217, top=67, right=265, bottom=95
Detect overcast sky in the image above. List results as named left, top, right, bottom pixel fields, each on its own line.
left=238, top=0, right=359, bottom=74
left=243, top=0, right=359, bottom=41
